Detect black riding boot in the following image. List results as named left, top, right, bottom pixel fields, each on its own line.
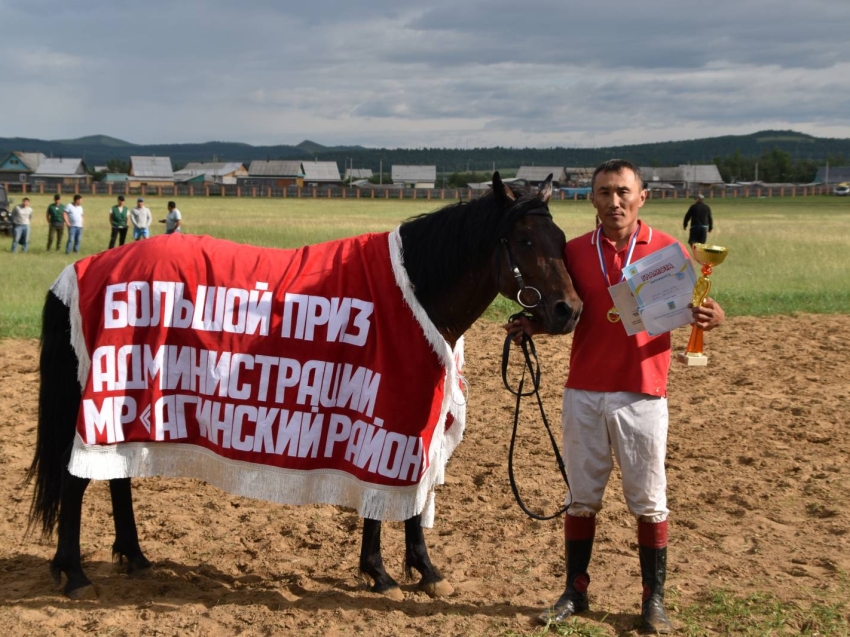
left=639, top=545, right=674, bottom=634
left=538, top=536, right=593, bottom=624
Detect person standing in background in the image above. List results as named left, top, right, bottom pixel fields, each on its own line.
left=160, top=201, right=182, bottom=234
left=10, top=196, right=33, bottom=253
left=108, top=195, right=129, bottom=249
left=64, top=194, right=84, bottom=254
left=683, top=194, right=713, bottom=247
left=131, top=197, right=152, bottom=240
left=46, top=194, right=65, bottom=251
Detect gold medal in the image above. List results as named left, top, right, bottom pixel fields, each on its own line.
left=607, top=306, right=621, bottom=323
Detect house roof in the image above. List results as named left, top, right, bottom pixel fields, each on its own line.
left=515, top=166, right=567, bottom=183
left=176, top=162, right=246, bottom=177
left=130, top=156, right=174, bottom=178
left=345, top=168, right=373, bottom=180
left=33, top=158, right=87, bottom=177
left=247, top=160, right=304, bottom=177
left=681, top=165, right=723, bottom=184
left=303, top=161, right=341, bottom=181
left=641, top=165, right=723, bottom=184
left=391, top=165, right=436, bottom=183
left=0, top=151, right=46, bottom=172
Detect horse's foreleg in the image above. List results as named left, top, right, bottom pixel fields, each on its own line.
left=404, top=515, right=454, bottom=597
left=359, top=519, right=403, bottom=600
left=109, top=478, right=151, bottom=575
left=52, top=473, right=96, bottom=599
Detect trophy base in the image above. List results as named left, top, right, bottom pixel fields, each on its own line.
left=677, top=351, right=708, bottom=366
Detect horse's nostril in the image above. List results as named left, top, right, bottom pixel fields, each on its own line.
left=554, top=301, right=572, bottom=321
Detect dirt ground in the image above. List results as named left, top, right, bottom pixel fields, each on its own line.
left=1, top=315, right=848, bottom=636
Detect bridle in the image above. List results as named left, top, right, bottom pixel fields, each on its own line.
left=498, top=207, right=572, bottom=521
left=499, top=208, right=553, bottom=309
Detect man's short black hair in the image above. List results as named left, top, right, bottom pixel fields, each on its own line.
left=54, top=194, right=61, bottom=201
left=73, top=194, right=82, bottom=202
left=168, top=201, right=176, bottom=208
left=591, top=159, right=644, bottom=191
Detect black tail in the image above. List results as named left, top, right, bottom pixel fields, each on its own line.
left=26, top=291, right=81, bottom=537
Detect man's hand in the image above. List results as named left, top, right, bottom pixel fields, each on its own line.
left=691, top=297, right=725, bottom=331
left=502, top=315, right=543, bottom=345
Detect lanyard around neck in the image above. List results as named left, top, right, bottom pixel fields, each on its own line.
left=596, top=222, right=639, bottom=285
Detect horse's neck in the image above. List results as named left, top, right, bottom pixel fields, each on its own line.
left=416, top=259, right=497, bottom=348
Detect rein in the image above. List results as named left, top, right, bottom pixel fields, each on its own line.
left=501, top=314, right=572, bottom=521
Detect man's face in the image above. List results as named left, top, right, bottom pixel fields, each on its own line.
left=590, top=168, right=646, bottom=236
left=22, top=199, right=29, bottom=206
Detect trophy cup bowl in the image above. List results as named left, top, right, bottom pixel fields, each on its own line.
left=677, top=243, right=728, bottom=366
left=692, top=244, right=728, bottom=268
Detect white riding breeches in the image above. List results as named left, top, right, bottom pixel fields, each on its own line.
left=562, top=389, right=669, bottom=522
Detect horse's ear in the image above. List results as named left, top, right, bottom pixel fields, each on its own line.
left=538, top=174, right=553, bottom=204
left=492, top=171, right=516, bottom=202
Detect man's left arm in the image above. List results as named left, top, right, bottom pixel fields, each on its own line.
left=692, top=297, right=724, bottom=331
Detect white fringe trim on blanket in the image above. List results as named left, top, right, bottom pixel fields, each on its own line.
left=51, top=264, right=90, bottom=389
left=61, top=229, right=467, bottom=527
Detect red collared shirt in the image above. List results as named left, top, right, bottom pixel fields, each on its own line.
left=564, top=221, right=685, bottom=397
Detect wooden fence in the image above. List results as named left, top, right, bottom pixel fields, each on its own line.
left=1, top=181, right=838, bottom=201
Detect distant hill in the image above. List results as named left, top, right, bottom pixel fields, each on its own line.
left=55, top=135, right=136, bottom=148
left=1, top=130, right=847, bottom=174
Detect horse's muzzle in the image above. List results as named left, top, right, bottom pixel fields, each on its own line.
left=550, top=300, right=581, bottom=334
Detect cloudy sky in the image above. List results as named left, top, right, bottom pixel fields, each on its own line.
left=1, top=0, right=847, bottom=148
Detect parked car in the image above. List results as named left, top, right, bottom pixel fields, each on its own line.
left=833, top=183, right=850, bottom=196
left=0, top=185, right=13, bottom=236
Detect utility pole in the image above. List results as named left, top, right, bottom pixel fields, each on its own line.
left=379, top=160, right=382, bottom=185
left=825, top=160, right=829, bottom=185
left=754, top=162, right=758, bottom=182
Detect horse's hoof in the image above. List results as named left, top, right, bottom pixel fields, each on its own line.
left=420, top=579, right=454, bottom=598
left=379, top=586, right=404, bottom=601
left=127, top=563, right=153, bottom=578
left=126, top=556, right=153, bottom=577
left=66, top=583, right=97, bottom=600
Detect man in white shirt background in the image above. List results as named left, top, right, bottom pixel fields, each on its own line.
left=63, top=194, right=84, bottom=254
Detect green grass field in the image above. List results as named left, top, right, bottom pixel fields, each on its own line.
left=1, top=194, right=848, bottom=338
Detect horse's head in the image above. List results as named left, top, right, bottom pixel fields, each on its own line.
left=492, top=173, right=582, bottom=334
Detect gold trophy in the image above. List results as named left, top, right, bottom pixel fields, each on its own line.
left=677, top=243, right=728, bottom=366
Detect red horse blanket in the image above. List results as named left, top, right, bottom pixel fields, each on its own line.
left=53, top=231, right=466, bottom=525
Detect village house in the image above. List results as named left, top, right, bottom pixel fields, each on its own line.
left=174, top=162, right=248, bottom=185
left=391, top=165, right=436, bottom=189
left=640, top=165, right=724, bottom=190
left=129, top=156, right=174, bottom=187
left=238, top=160, right=305, bottom=189
left=31, top=158, right=91, bottom=187
left=0, top=151, right=47, bottom=184
left=303, top=161, right=342, bottom=187
left=515, top=166, right=568, bottom=187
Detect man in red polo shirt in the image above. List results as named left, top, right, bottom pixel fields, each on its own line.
left=507, top=159, right=725, bottom=633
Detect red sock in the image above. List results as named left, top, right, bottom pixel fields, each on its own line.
left=637, top=519, right=668, bottom=548
left=565, top=514, right=596, bottom=541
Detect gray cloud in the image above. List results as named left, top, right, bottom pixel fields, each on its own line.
left=0, top=0, right=847, bottom=147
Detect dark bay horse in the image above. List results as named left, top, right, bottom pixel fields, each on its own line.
left=28, top=173, right=582, bottom=601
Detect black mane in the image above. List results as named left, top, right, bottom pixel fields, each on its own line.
left=398, top=182, right=546, bottom=309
